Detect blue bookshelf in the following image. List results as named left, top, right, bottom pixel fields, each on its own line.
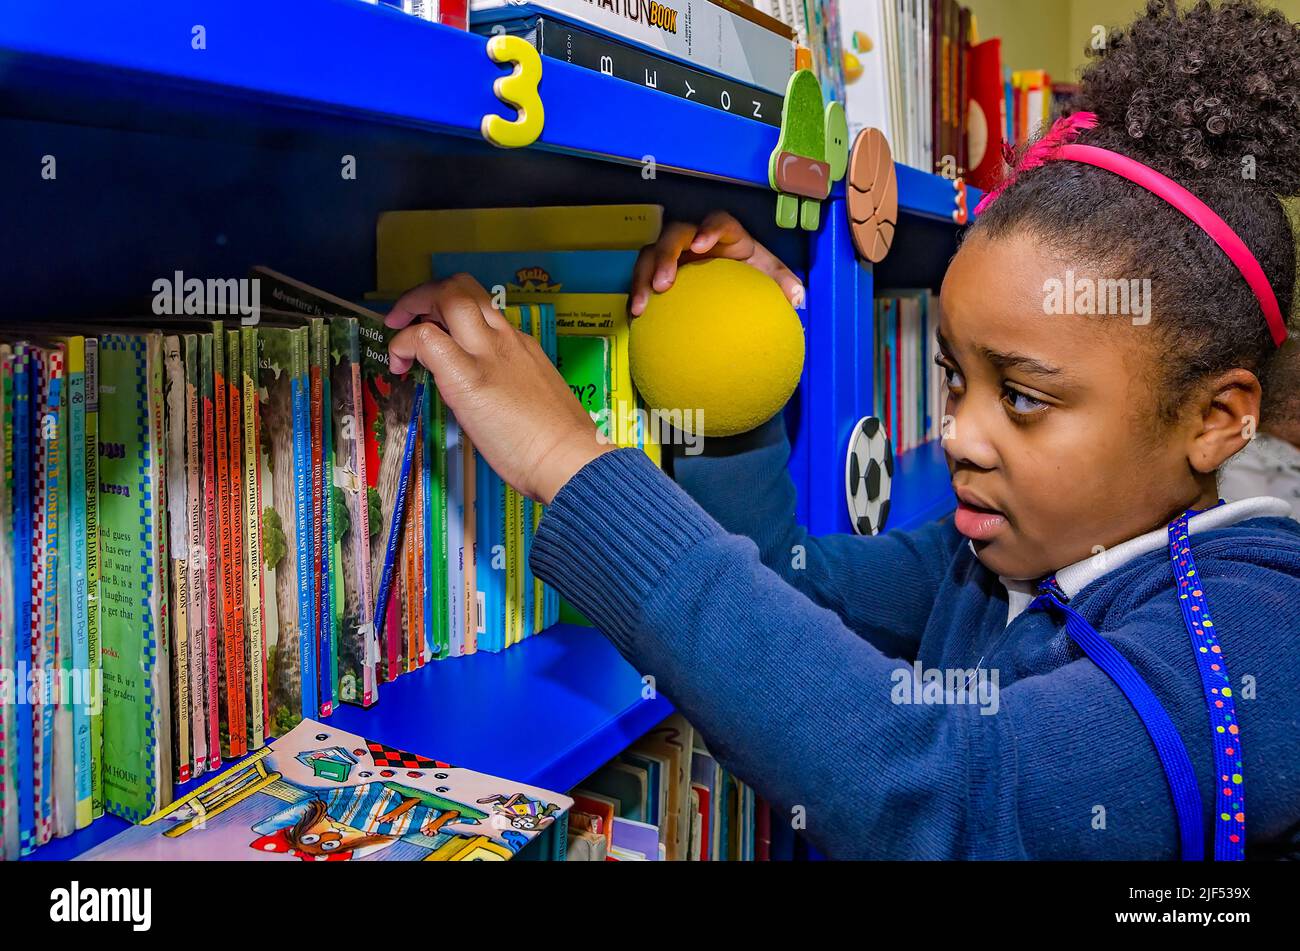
left=3, top=0, right=971, bottom=860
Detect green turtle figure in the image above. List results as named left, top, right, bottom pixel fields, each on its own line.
left=768, top=70, right=849, bottom=230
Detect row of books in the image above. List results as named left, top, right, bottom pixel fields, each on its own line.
left=568, top=714, right=778, bottom=861
left=839, top=0, right=974, bottom=176
left=0, top=202, right=667, bottom=859
left=359, top=0, right=469, bottom=31
left=469, top=0, right=799, bottom=127
left=874, top=291, right=947, bottom=455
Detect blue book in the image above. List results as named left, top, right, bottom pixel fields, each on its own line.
left=13, top=347, right=34, bottom=854
left=291, top=359, right=318, bottom=722
left=431, top=249, right=638, bottom=296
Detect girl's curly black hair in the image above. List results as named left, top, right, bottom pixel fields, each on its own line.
left=970, top=0, right=1300, bottom=428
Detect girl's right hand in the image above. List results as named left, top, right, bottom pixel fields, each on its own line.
left=629, top=210, right=804, bottom=317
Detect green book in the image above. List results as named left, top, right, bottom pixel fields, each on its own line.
left=555, top=335, right=610, bottom=629
left=255, top=325, right=311, bottom=738
left=83, top=338, right=103, bottom=818
left=98, top=333, right=168, bottom=823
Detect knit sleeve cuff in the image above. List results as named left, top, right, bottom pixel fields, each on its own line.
left=531, top=448, right=723, bottom=643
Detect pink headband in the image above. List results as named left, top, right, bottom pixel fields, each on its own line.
left=975, top=111, right=1288, bottom=347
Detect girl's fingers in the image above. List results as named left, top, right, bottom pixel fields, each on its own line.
left=385, top=276, right=501, bottom=353
left=629, top=246, right=658, bottom=317
left=389, top=320, right=474, bottom=381
left=692, top=210, right=750, bottom=256
left=651, top=221, right=700, bottom=293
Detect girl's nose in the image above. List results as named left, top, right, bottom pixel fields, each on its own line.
left=941, top=399, right=999, bottom=472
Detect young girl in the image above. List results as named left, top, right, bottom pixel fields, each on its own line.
left=386, top=0, right=1300, bottom=859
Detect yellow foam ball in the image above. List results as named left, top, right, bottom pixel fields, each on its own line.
left=631, top=258, right=805, bottom=437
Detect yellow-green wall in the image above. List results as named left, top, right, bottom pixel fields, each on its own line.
left=965, top=0, right=1300, bottom=81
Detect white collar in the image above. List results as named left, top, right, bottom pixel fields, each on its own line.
left=985, top=497, right=1293, bottom=627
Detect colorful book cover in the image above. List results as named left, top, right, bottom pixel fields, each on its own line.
left=98, top=333, right=169, bottom=823
left=327, top=317, right=377, bottom=709
left=378, top=204, right=662, bottom=295
left=198, top=334, right=221, bottom=772
left=241, top=328, right=268, bottom=746
left=254, top=325, right=312, bottom=738
left=81, top=718, right=572, bottom=861
left=163, top=336, right=192, bottom=785
left=226, top=330, right=254, bottom=752
left=182, top=335, right=207, bottom=777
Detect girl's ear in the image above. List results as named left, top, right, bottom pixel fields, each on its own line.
left=1187, top=368, right=1262, bottom=474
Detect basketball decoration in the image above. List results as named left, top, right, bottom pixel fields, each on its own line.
left=846, top=128, right=899, bottom=263
left=846, top=416, right=893, bottom=536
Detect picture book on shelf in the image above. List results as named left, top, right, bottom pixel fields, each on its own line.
left=79, top=718, right=573, bottom=861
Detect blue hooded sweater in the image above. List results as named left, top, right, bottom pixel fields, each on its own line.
left=530, top=417, right=1300, bottom=860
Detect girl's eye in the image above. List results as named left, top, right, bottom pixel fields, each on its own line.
left=935, top=356, right=964, bottom=390
left=1003, top=387, right=1047, bottom=416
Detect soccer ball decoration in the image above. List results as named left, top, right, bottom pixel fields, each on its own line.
left=846, top=416, right=893, bottom=536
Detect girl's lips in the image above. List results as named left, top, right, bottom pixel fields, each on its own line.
left=954, top=500, right=1008, bottom=541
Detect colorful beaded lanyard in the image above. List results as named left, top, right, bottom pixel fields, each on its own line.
left=1029, top=504, right=1245, bottom=861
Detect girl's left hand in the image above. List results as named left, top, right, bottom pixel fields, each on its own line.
left=384, top=274, right=614, bottom=505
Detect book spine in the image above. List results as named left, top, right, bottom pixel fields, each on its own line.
left=98, top=335, right=162, bottom=823
left=404, top=431, right=420, bottom=668
left=470, top=0, right=796, bottom=94
left=36, top=348, right=61, bottom=844
left=432, top=391, right=449, bottom=659
left=64, top=339, right=92, bottom=828
left=422, top=389, right=437, bottom=661
left=148, top=335, right=174, bottom=814
left=12, top=349, right=34, bottom=853
left=290, top=332, right=318, bottom=722
left=350, top=331, right=377, bottom=703
left=211, top=327, right=238, bottom=757
left=199, top=335, right=221, bottom=771
left=182, top=336, right=206, bottom=777
left=319, top=334, right=337, bottom=714
left=308, top=321, right=330, bottom=706
left=0, top=349, right=13, bottom=859
left=444, top=412, right=464, bottom=658
left=532, top=16, right=782, bottom=127
left=241, top=329, right=267, bottom=743
left=162, top=337, right=191, bottom=785
left=224, top=332, right=248, bottom=755
left=50, top=347, right=76, bottom=839
left=462, top=434, right=477, bottom=654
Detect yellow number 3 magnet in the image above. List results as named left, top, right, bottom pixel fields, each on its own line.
left=481, top=35, right=544, bottom=149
